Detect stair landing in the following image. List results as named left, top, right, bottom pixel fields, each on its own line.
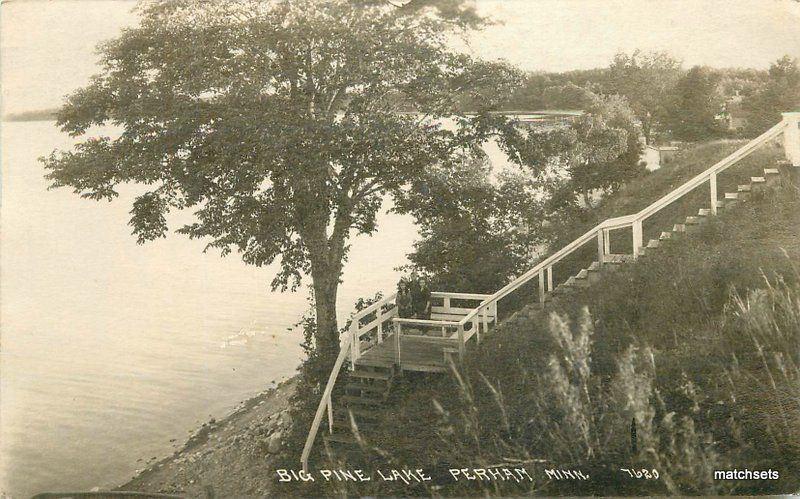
left=355, top=332, right=450, bottom=372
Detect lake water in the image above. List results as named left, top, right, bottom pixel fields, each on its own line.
left=0, top=121, right=420, bottom=497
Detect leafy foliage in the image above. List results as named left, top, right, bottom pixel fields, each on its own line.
left=394, top=152, right=543, bottom=293
left=40, top=0, right=521, bottom=352
left=742, top=56, right=800, bottom=134
left=605, top=50, right=683, bottom=144
left=663, top=66, right=724, bottom=141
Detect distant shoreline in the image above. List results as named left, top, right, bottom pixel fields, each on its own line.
left=3, top=109, right=59, bottom=122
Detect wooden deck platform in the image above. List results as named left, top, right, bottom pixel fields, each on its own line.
left=354, top=332, right=454, bottom=372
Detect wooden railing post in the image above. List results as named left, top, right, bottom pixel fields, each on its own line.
left=782, top=112, right=800, bottom=167
left=482, top=306, right=489, bottom=335
left=596, top=229, right=605, bottom=264
left=350, top=322, right=360, bottom=364
left=603, top=228, right=611, bottom=256
left=709, top=172, right=718, bottom=215
left=457, top=324, right=465, bottom=360
left=547, top=266, right=553, bottom=292
left=394, top=322, right=402, bottom=366
left=443, top=296, right=451, bottom=313
left=632, top=219, right=643, bottom=258
left=538, top=268, right=546, bottom=303
left=376, top=307, right=384, bottom=344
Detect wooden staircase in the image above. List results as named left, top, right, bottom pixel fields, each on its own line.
left=322, top=363, right=397, bottom=451
left=550, top=165, right=786, bottom=297
left=302, top=112, right=800, bottom=473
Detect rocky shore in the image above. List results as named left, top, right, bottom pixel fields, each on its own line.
left=119, top=377, right=298, bottom=497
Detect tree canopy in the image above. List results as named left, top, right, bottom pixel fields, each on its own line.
left=41, top=0, right=520, bottom=353
left=742, top=56, right=800, bottom=134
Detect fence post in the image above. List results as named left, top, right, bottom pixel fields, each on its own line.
left=782, top=112, right=800, bottom=167
left=395, top=322, right=402, bottom=366
left=597, top=229, right=605, bottom=264
left=376, top=307, right=383, bottom=344
left=710, top=172, right=718, bottom=215
left=457, top=324, right=465, bottom=360
left=350, top=322, right=359, bottom=364
left=632, top=219, right=643, bottom=258
left=539, top=269, right=546, bottom=303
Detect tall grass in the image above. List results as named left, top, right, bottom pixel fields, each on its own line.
left=273, top=149, right=798, bottom=497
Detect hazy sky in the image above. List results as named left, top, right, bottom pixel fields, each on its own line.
left=2, top=0, right=800, bottom=115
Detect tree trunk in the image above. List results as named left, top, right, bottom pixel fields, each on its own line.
left=312, top=268, right=340, bottom=356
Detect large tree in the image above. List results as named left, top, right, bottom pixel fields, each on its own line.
left=742, top=55, right=800, bottom=135
left=607, top=50, right=683, bottom=144
left=42, top=0, right=519, bottom=356
left=501, top=85, right=643, bottom=220
left=664, top=65, right=723, bottom=141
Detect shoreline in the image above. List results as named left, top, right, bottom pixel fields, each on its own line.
left=117, top=376, right=298, bottom=497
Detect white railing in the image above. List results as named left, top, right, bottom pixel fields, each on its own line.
left=349, top=293, right=399, bottom=364
left=458, top=114, right=797, bottom=329
left=300, top=112, right=799, bottom=472
left=300, top=293, right=397, bottom=472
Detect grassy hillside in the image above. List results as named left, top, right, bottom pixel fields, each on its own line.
left=275, top=144, right=799, bottom=497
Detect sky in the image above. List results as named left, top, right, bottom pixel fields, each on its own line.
left=2, top=0, right=800, bottom=115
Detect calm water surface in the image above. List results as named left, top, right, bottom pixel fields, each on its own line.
left=0, top=121, right=419, bottom=497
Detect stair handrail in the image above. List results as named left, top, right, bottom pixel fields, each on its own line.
left=300, top=332, right=352, bottom=472
left=458, top=120, right=788, bottom=327
left=300, top=116, right=793, bottom=472
left=300, top=292, right=397, bottom=472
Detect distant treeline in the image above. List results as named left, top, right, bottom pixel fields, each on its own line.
left=463, top=51, right=800, bottom=144
left=3, top=108, right=59, bottom=122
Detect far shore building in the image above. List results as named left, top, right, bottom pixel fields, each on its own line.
left=645, top=144, right=679, bottom=171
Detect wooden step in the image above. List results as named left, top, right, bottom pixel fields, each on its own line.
left=659, top=231, right=672, bottom=241
left=552, top=283, right=571, bottom=295
left=764, top=168, right=781, bottom=186
left=345, top=382, right=385, bottom=394
left=330, top=419, right=354, bottom=431
left=751, top=176, right=766, bottom=184
left=714, top=200, right=726, bottom=210
left=698, top=208, right=711, bottom=217
left=685, top=216, right=703, bottom=225
left=646, top=239, right=660, bottom=249
left=737, top=184, right=751, bottom=192
left=588, top=261, right=602, bottom=271
left=350, top=370, right=392, bottom=381
left=324, top=432, right=357, bottom=445
left=331, top=414, right=377, bottom=429
left=340, top=407, right=382, bottom=420
left=724, top=192, right=739, bottom=200
left=605, top=254, right=633, bottom=264
left=341, top=395, right=383, bottom=406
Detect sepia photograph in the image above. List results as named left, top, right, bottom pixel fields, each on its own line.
left=1, top=0, right=799, bottom=497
